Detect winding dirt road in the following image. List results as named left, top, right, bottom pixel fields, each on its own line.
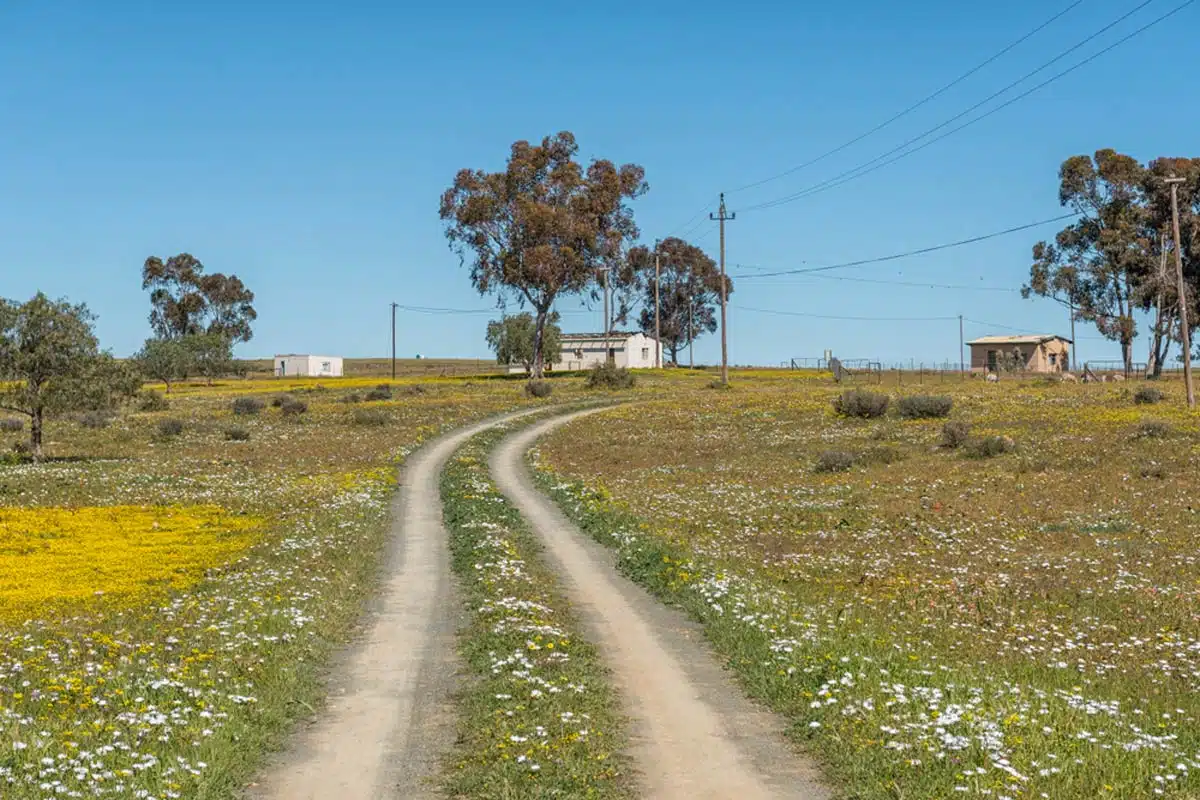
left=249, top=410, right=540, bottom=800
left=491, top=410, right=830, bottom=800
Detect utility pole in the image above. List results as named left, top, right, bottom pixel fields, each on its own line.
left=710, top=193, right=735, bottom=385
left=1167, top=176, right=1194, bottom=408
left=688, top=299, right=694, bottom=369
left=958, top=315, right=964, bottom=375
left=1068, top=296, right=1077, bottom=372
left=390, top=302, right=398, bottom=380
left=654, top=241, right=662, bottom=368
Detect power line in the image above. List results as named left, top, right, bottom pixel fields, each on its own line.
left=735, top=304, right=958, bottom=322
left=805, top=272, right=1017, bottom=292
left=396, top=303, right=590, bottom=316
left=730, top=0, right=1086, bottom=194
left=742, top=0, right=1188, bottom=212
left=732, top=213, right=1076, bottom=279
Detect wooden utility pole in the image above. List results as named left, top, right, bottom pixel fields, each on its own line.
left=958, top=315, right=964, bottom=375
left=1068, top=296, right=1077, bottom=372
left=654, top=241, right=662, bottom=368
left=390, top=302, right=398, bottom=380
left=1167, top=176, right=1194, bottom=407
left=710, top=193, right=735, bottom=385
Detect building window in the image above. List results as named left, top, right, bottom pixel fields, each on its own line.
left=321, top=361, right=331, bottom=372
left=641, top=347, right=649, bottom=359
left=1048, top=353, right=1057, bottom=366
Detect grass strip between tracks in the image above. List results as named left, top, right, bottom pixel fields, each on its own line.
left=440, top=421, right=631, bottom=799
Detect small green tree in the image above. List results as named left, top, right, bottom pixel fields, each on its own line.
left=485, top=312, right=563, bottom=375
left=0, top=294, right=140, bottom=461
left=185, top=333, right=234, bottom=384
left=135, top=337, right=193, bottom=392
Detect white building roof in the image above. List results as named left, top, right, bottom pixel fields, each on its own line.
left=965, top=335, right=1072, bottom=346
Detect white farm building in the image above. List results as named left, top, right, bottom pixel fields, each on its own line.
left=274, top=354, right=344, bottom=378
left=509, top=332, right=662, bottom=374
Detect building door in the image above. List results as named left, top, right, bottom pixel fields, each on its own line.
left=279, top=360, right=286, bottom=375
left=608, top=347, right=616, bottom=364
left=986, top=350, right=998, bottom=372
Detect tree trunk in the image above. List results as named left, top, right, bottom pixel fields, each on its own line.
left=1121, top=335, right=1133, bottom=376
left=31, top=407, right=44, bottom=463
left=530, top=308, right=548, bottom=380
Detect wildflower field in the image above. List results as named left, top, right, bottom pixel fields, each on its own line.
left=535, top=372, right=1200, bottom=799
left=0, top=376, right=561, bottom=799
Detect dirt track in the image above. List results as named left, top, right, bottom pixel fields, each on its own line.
left=248, top=411, right=539, bottom=800
left=491, top=410, right=830, bottom=800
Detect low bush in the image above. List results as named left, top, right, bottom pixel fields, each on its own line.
left=364, top=385, right=392, bottom=402
left=0, top=418, right=24, bottom=433
left=342, top=393, right=363, bottom=404
left=231, top=397, right=265, bottom=416
left=224, top=426, right=251, bottom=442
left=350, top=408, right=389, bottom=427
left=525, top=380, right=553, bottom=398
left=77, top=410, right=114, bottom=430
left=280, top=399, right=308, bottom=417
left=1139, top=462, right=1167, bottom=480
left=706, top=379, right=732, bottom=390
left=585, top=362, right=636, bottom=390
left=1133, top=386, right=1164, bottom=405
left=1135, top=420, right=1171, bottom=439
left=861, top=446, right=905, bottom=465
left=895, top=394, right=953, bottom=419
left=402, top=384, right=426, bottom=396
left=157, top=418, right=185, bottom=439
left=832, top=389, right=889, bottom=419
left=966, top=434, right=1015, bottom=459
left=270, top=394, right=295, bottom=408
left=940, top=420, right=972, bottom=449
left=137, top=390, right=169, bottom=412
left=814, top=450, right=856, bottom=473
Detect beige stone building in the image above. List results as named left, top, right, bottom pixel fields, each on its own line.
left=967, top=335, right=1073, bottom=374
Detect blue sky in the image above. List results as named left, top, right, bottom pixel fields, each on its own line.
left=2, top=0, right=1196, bottom=366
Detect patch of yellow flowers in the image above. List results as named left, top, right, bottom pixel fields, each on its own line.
left=0, top=505, right=261, bottom=622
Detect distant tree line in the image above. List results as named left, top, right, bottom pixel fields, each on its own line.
left=1025, top=150, right=1199, bottom=375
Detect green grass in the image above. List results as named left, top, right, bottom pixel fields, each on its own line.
left=440, top=424, right=631, bottom=799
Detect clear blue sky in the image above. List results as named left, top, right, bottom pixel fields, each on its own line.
left=2, top=0, right=1197, bottom=367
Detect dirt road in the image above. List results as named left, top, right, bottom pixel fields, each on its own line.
left=249, top=410, right=540, bottom=800
left=491, top=410, right=830, bottom=800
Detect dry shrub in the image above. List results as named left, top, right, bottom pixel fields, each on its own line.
left=0, top=418, right=26, bottom=433
left=270, top=394, right=295, bottom=408
left=586, top=362, right=636, bottom=389
left=1133, top=386, right=1164, bottom=405
left=814, top=450, right=856, bottom=473
left=157, top=418, right=184, bottom=438
left=137, top=390, right=169, bottom=412
left=280, top=399, right=308, bottom=417
left=966, top=434, right=1015, bottom=459
left=232, top=397, right=265, bottom=416
left=224, top=426, right=251, bottom=442
left=1136, top=420, right=1171, bottom=439
left=832, top=389, right=889, bottom=419
left=77, top=411, right=114, bottom=430
left=350, top=408, right=389, bottom=427
left=940, top=420, right=971, bottom=449
left=895, top=394, right=953, bottom=419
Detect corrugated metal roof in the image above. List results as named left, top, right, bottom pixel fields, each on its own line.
left=965, top=335, right=1072, bottom=346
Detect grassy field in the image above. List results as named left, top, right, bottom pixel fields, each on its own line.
left=534, top=372, right=1200, bottom=799
left=0, top=376, right=578, bottom=799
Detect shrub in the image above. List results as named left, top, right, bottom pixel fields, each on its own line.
left=364, top=386, right=392, bottom=402
left=832, top=389, right=889, bottom=419
left=280, top=399, right=308, bottom=417
left=224, top=425, right=251, bottom=442
left=706, top=379, right=732, bottom=390
left=1133, top=386, right=1164, bottom=405
left=157, top=418, right=184, bottom=438
left=137, top=390, right=169, bottom=412
left=231, top=397, right=265, bottom=416
left=12, top=441, right=31, bottom=456
left=966, top=434, right=1015, bottom=459
left=525, top=380, right=553, bottom=398
left=939, top=420, right=972, bottom=449
left=861, top=446, right=905, bottom=465
left=350, top=408, right=389, bottom=427
left=342, top=393, right=363, bottom=404
left=585, top=362, right=636, bottom=389
left=1135, top=420, right=1171, bottom=439
left=814, top=450, right=856, bottom=473
left=77, top=410, right=114, bottom=430
left=270, top=393, right=295, bottom=408
left=895, top=394, right=953, bottom=419
left=0, top=418, right=24, bottom=433
left=402, top=384, right=426, bottom=395
left=1139, top=462, right=1167, bottom=480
